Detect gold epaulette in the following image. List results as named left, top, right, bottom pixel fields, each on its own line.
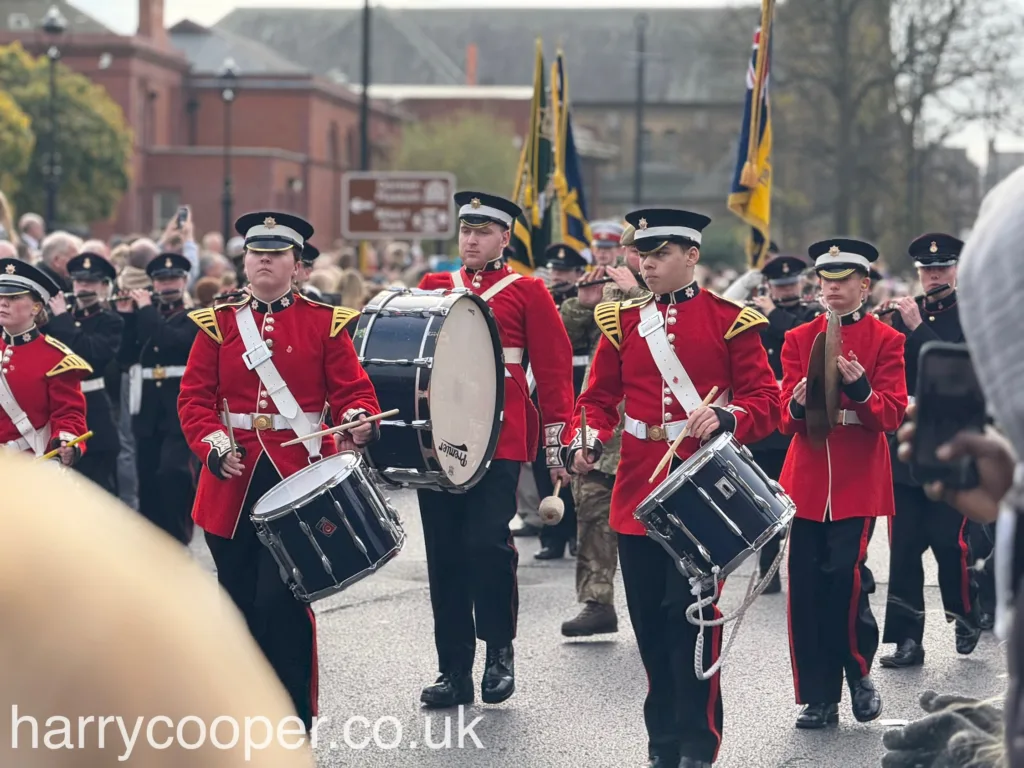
left=330, top=306, right=360, bottom=338
left=724, top=306, right=769, bottom=341
left=43, top=337, right=93, bottom=378
left=188, top=307, right=223, bottom=344
left=620, top=293, right=654, bottom=310
left=594, top=301, right=622, bottom=350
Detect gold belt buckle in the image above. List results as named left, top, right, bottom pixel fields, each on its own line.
left=252, top=414, right=273, bottom=430
left=648, top=425, right=666, bottom=442
left=152, top=365, right=166, bottom=380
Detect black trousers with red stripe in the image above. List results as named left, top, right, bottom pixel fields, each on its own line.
left=204, top=455, right=317, bottom=729
left=417, top=459, right=520, bottom=674
left=883, top=484, right=976, bottom=644
left=787, top=516, right=878, bottom=704
left=619, top=533, right=723, bottom=765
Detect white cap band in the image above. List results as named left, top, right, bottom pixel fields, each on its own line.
left=246, top=223, right=303, bottom=247
left=459, top=203, right=512, bottom=227
left=634, top=226, right=703, bottom=245
left=815, top=251, right=870, bottom=270
left=0, top=276, right=52, bottom=302
left=914, top=258, right=957, bottom=268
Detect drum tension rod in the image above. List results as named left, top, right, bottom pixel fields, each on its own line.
left=358, top=357, right=433, bottom=367
left=665, top=511, right=714, bottom=564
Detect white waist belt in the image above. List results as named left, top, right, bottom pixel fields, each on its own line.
left=837, top=409, right=862, bottom=426
left=503, top=347, right=524, bottom=378
left=141, top=365, right=186, bottom=380
left=624, top=414, right=688, bottom=442
left=81, top=378, right=105, bottom=393
left=222, top=411, right=322, bottom=432
left=572, top=355, right=589, bottom=367
left=4, top=423, right=51, bottom=454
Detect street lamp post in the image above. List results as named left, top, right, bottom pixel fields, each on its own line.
left=633, top=13, right=648, bottom=206
left=41, top=5, right=66, bottom=228
left=220, top=58, right=238, bottom=245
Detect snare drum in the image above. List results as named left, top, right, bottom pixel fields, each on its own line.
left=634, top=433, right=796, bottom=588
left=250, top=452, right=405, bottom=602
left=353, top=287, right=504, bottom=492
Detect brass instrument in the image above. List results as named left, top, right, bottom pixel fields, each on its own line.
left=873, top=283, right=950, bottom=316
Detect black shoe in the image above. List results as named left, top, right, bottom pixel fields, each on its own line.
left=761, top=571, right=782, bottom=594
left=879, top=639, right=925, bottom=668
left=481, top=645, right=515, bottom=704
left=561, top=601, right=618, bottom=637
left=956, top=620, right=982, bottom=655
left=678, top=758, right=712, bottom=768
left=849, top=676, right=882, bottom=722
left=978, top=611, right=995, bottom=631
left=534, top=544, right=565, bottom=560
left=647, top=756, right=678, bottom=768
left=420, top=670, right=473, bottom=708
left=795, top=703, right=839, bottom=729
left=568, top=538, right=578, bottom=557
left=513, top=523, right=541, bottom=537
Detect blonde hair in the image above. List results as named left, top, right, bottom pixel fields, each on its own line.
left=337, top=269, right=366, bottom=310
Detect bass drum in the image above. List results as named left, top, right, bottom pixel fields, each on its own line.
left=353, top=287, right=504, bottom=492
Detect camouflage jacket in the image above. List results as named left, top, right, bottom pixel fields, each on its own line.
left=561, top=280, right=652, bottom=475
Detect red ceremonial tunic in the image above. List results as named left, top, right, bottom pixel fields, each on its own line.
left=418, top=259, right=575, bottom=465
left=178, top=292, right=381, bottom=539
left=0, top=328, right=91, bottom=456
left=572, top=285, right=781, bottom=536
left=778, top=308, right=907, bottom=522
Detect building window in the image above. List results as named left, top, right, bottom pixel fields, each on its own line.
left=641, top=128, right=654, bottom=163
left=153, top=191, right=180, bottom=228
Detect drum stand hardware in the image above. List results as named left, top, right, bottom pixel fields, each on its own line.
left=358, top=357, right=433, bottom=367
left=686, top=524, right=793, bottom=681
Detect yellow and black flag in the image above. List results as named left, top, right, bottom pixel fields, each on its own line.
left=551, top=50, right=593, bottom=261
left=727, top=0, right=775, bottom=270
left=509, top=39, right=554, bottom=274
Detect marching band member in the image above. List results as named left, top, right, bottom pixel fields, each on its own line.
left=0, top=258, right=91, bottom=464
left=747, top=252, right=824, bottom=592
left=178, top=211, right=380, bottom=731
left=779, top=239, right=907, bottom=729
left=43, top=253, right=123, bottom=492
left=116, top=253, right=200, bottom=545
left=416, top=191, right=575, bottom=708
left=880, top=233, right=981, bottom=667
left=569, top=209, right=780, bottom=768
left=559, top=221, right=646, bottom=637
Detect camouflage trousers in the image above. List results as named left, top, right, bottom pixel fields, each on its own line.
left=572, top=472, right=618, bottom=605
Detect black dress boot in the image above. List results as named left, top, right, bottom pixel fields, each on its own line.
left=795, top=703, right=839, bottom=729
left=561, top=601, right=618, bottom=637
left=849, top=675, right=882, bottom=722
left=879, top=639, right=925, bottom=668
left=955, top=619, right=982, bottom=655
left=481, top=644, right=515, bottom=704
left=534, top=543, right=565, bottom=560
left=678, top=757, right=713, bottom=767
left=420, top=670, right=473, bottom=708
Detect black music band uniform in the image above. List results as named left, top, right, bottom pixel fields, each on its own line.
left=748, top=254, right=823, bottom=590
left=533, top=242, right=585, bottom=560
left=43, top=253, right=123, bottom=493
left=117, top=253, right=200, bottom=544
left=881, top=233, right=980, bottom=666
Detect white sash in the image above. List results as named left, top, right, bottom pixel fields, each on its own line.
left=638, top=301, right=728, bottom=413
left=0, top=372, right=47, bottom=455
left=128, top=364, right=142, bottom=415
left=234, top=305, right=322, bottom=458
left=452, top=270, right=523, bottom=377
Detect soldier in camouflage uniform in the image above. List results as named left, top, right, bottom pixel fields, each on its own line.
left=559, top=220, right=650, bottom=636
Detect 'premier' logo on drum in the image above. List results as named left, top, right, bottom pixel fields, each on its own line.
left=316, top=518, right=338, bottom=537
left=439, top=441, right=469, bottom=468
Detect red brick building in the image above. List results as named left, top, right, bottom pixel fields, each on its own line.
left=0, top=0, right=402, bottom=242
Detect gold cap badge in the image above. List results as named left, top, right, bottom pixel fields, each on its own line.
left=558, top=248, right=565, bottom=259
left=929, top=241, right=938, bottom=253
left=470, top=198, right=481, bottom=208
left=264, top=216, right=277, bottom=228
left=638, top=218, right=648, bottom=230
left=4, top=264, right=14, bottom=274
left=164, top=257, right=173, bottom=268
left=82, top=257, right=91, bottom=269
left=829, top=245, right=840, bottom=256
left=782, top=262, right=790, bottom=274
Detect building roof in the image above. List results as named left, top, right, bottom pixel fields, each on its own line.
left=168, top=19, right=308, bottom=75
left=0, top=0, right=111, bottom=34
left=215, top=5, right=759, bottom=104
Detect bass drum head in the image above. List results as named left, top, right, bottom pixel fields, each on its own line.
left=428, top=294, right=503, bottom=487
left=251, top=452, right=359, bottom=521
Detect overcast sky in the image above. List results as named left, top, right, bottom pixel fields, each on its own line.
left=71, top=0, right=1024, bottom=167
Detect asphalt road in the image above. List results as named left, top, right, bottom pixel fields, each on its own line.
left=190, top=489, right=1005, bottom=768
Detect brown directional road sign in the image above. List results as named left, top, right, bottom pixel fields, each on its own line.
left=341, top=171, right=457, bottom=240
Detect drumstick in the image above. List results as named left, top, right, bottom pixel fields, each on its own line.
left=647, top=386, right=719, bottom=484
left=580, top=406, right=589, bottom=460
left=222, top=398, right=238, bottom=456
left=280, top=409, right=400, bottom=447
left=37, top=431, right=94, bottom=461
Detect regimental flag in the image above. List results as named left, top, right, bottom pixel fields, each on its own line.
left=509, top=39, right=554, bottom=275
left=551, top=50, right=593, bottom=262
left=727, top=0, right=775, bottom=271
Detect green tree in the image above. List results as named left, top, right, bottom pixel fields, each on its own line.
left=0, top=91, right=34, bottom=199
left=0, top=42, right=132, bottom=227
left=391, top=111, right=520, bottom=200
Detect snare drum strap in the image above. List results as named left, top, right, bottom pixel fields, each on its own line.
left=638, top=302, right=729, bottom=414
left=234, top=305, right=322, bottom=458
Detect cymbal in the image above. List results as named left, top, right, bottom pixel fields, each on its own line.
left=806, top=331, right=830, bottom=447
left=825, top=310, right=842, bottom=428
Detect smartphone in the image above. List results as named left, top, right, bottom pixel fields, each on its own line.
left=911, top=341, right=985, bottom=490
left=176, top=205, right=189, bottom=227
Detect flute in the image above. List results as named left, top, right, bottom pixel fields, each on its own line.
left=873, top=283, right=950, bottom=316
left=549, top=276, right=618, bottom=293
